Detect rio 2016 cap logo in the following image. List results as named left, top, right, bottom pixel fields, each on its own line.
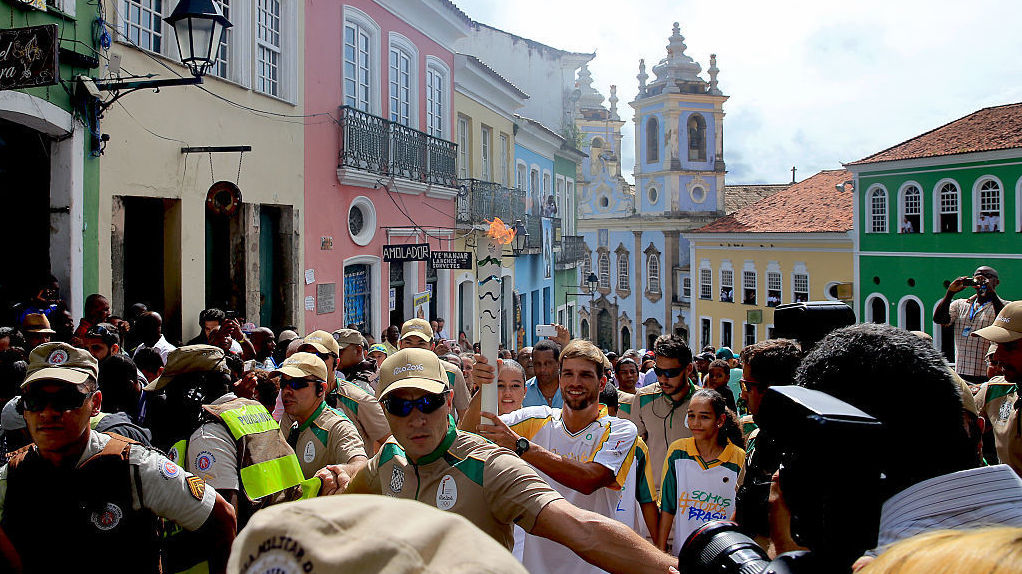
left=393, top=363, right=425, bottom=376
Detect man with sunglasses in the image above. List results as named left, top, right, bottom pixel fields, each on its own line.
left=274, top=352, right=368, bottom=481
left=82, top=322, right=122, bottom=363
left=397, top=319, right=471, bottom=420
left=0, top=342, right=236, bottom=573
left=299, top=330, right=391, bottom=454
left=338, top=348, right=676, bottom=574
left=624, top=334, right=698, bottom=494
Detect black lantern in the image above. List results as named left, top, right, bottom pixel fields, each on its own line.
left=511, top=219, right=529, bottom=256
left=586, top=272, right=598, bottom=292
left=165, top=0, right=233, bottom=77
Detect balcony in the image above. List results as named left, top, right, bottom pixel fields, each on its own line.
left=337, top=106, right=458, bottom=192
left=456, top=179, right=526, bottom=226
left=556, top=235, right=586, bottom=269
left=521, top=215, right=561, bottom=251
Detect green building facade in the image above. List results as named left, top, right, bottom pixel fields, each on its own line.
left=848, top=104, right=1022, bottom=360
left=554, top=151, right=585, bottom=334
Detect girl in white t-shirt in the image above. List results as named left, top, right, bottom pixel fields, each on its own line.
left=656, top=389, right=746, bottom=551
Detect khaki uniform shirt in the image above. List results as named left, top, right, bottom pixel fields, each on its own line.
left=331, top=381, right=391, bottom=451
left=279, top=402, right=367, bottom=479
left=976, top=377, right=1021, bottom=477
left=617, top=389, right=635, bottom=416
left=364, top=421, right=563, bottom=549
left=625, top=381, right=697, bottom=493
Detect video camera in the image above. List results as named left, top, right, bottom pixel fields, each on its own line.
left=680, top=386, right=884, bottom=573
left=772, top=301, right=855, bottom=352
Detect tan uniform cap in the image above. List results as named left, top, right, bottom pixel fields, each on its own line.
left=332, top=328, right=364, bottom=349
left=228, top=494, right=527, bottom=574
left=400, top=318, right=433, bottom=342
left=272, top=352, right=328, bottom=382
left=377, top=348, right=448, bottom=399
left=973, top=300, right=1022, bottom=343
left=299, top=330, right=340, bottom=356
left=143, top=344, right=229, bottom=392
left=23, top=342, right=98, bottom=388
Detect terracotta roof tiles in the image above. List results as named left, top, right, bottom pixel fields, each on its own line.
left=693, top=169, right=853, bottom=233
left=723, top=184, right=790, bottom=214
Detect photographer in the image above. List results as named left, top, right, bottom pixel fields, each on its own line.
left=933, top=266, right=1008, bottom=383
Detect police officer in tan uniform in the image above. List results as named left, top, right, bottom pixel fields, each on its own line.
left=973, top=301, right=1022, bottom=476
left=299, top=330, right=391, bottom=452
left=275, top=352, right=368, bottom=479
left=0, top=343, right=236, bottom=574
left=336, top=348, right=677, bottom=574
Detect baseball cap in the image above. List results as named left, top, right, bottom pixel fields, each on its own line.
left=22, top=313, right=56, bottom=335
left=272, top=352, right=328, bottom=382
left=143, top=345, right=228, bottom=392
left=695, top=351, right=715, bottom=362
left=299, top=330, right=340, bottom=356
left=973, top=301, right=1022, bottom=344
left=368, top=343, right=389, bottom=356
left=277, top=329, right=299, bottom=345
left=228, top=495, right=527, bottom=574
left=332, top=328, right=363, bottom=349
left=716, top=347, right=736, bottom=361
left=23, top=342, right=99, bottom=388
left=376, top=348, right=448, bottom=399
left=399, top=318, right=433, bottom=343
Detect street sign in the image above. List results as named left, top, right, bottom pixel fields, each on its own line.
left=747, top=309, right=763, bottom=325
left=430, top=250, right=472, bottom=269
left=0, top=25, right=59, bottom=91
left=383, top=243, right=430, bottom=262
left=836, top=283, right=854, bottom=300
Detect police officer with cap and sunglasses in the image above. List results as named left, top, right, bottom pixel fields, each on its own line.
left=333, top=348, right=678, bottom=574
left=0, top=342, right=236, bottom=573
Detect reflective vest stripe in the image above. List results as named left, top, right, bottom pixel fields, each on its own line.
left=239, top=454, right=305, bottom=500
left=175, top=561, right=210, bottom=574
left=168, top=439, right=187, bottom=466
left=300, top=477, right=321, bottom=499
left=219, top=405, right=279, bottom=440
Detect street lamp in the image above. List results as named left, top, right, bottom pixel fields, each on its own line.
left=510, top=219, right=529, bottom=257
left=586, top=272, right=598, bottom=293
left=165, top=0, right=233, bottom=78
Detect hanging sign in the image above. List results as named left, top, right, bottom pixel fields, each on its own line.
left=383, top=243, right=430, bottom=262
left=0, top=25, right=59, bottom=90
left=430, top=251, right=472, bottom=270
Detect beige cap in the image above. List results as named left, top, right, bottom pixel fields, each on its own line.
left=144, top=345, right=229, bottom=392
left=23, top=342, right=98, bottom=388
left=277, top=329, right=299, bottom=344
left=332, top=328, right=363, bottom=349
left=22, top=313, right=56, bottom=335
left=228, top=495, right=526, bottom=574
left=973, top=301, right=1022, bottom=343
left=298, top=330, right=340, bottom=356
left=377, top=348, right=448, bottom=399
left=948, top=369, right=979, bottom=416
left=399, top=318, right=433, bottom=342
left=272, top=352, right=327, bottom=382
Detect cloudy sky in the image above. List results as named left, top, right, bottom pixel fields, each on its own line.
left=455, top=0, right=1022, bottom=184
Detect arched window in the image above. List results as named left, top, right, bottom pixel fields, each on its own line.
left=617, top=253, right=629, bottom=291
left=866, top=294, right=888, bottom=324
left=647, top=254, right=661, bottom=294
left=899, top=297, right=923, bottom=332
left=580, top=318, right=590, bottom=340
left=899, top=184, right=922, bottom=233
left=975, top=178, right=1003, bottom=232
left=646, top=117, right=659, bottom=163
left=936, top=180, right=960, bottom=233
left=590, top=137, right=604, bottom=149
left=582, top=249, right=593, bottom=289
left=869, top=186, right=888, bottom=233
left=687, top=114, right=706, bottom=161
left=598, top=252, right=610, bottom=289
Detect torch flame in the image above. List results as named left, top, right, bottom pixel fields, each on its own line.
left=485, top=217, right=516, bottom=245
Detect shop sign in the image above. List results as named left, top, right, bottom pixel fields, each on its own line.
left=0, top=25, right=59, bottom=91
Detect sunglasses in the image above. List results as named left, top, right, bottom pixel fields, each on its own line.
left=281, top=378, right=321, bottom=391
left=653, top=366, right=685, bottom=379
left=381, top=392, right=448, bottom=417
left=20, top=388, right=94, bottom=413
left=739, top=379, right=765, bottom=393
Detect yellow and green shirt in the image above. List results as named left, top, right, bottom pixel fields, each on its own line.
left=660, top=437, right=745, bottom=545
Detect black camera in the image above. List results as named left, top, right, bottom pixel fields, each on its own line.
left=680, top=386, right=884, bottom=573
left=960, top=277, right=977, bottom=286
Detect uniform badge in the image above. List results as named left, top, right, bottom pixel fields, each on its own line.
left=160, top=459, right=181, bottom=480
left=187, top=476, right=206, bottom=500
left=436, top=474, right=458, bottom=511
left=1000, top=399, right=1013, bottom=422
left=303, top=441, right=316, bottom=464
left=389, top=467, right=404, bottom=493
left=47, top=349, right=69, bottom=365
left=90, top=502, right=123, bottom=531
left=167, top=446, right=180, bottom=464
left=195, top=451, right=216, bottom=472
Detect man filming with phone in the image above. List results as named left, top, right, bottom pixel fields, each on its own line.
left=933, top=266, right=1008, bottom=383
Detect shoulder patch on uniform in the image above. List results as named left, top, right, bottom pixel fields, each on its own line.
left=159, top=459, right=181, bottom=480
left=187, top=476, right=206, bottom=500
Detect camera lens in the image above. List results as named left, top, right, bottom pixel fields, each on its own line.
left=679, top=521, right=771, bottom=574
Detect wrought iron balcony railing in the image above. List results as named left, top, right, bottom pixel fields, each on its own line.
left=456, top=179, right=527, bottom=225
left=522, top=215, right=561, bottom=250
left=556, top=235, right=586, bottom=269
left=338, top=106, right=458, bottom=188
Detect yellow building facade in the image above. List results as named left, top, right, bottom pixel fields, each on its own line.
left=684, top=169, right=855, bottom=353
left=451, top=54, right=528, bottom=347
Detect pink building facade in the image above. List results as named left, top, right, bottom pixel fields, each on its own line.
left=303, top=1, right=469, bottom=336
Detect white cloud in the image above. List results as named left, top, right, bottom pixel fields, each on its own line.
left=455, top=0, right=1022, bottom=183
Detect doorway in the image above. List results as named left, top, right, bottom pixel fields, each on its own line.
left=390, top=263, right=405, bottom=328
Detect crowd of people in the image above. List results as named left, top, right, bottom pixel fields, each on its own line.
left=0, top=265, right=1019, bottom=573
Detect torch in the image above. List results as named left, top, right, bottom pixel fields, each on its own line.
left=477, top=217, right=516, bottom=420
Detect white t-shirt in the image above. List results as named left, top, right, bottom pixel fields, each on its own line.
left=502, top=405, right=638, bottom=574
left=660, top=438, right=744, bottom=547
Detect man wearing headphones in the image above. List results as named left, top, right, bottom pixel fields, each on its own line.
left=275, top=352, right=368, bottom=481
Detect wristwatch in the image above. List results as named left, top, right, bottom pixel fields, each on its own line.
left=515, top=437, right=530, bottom=456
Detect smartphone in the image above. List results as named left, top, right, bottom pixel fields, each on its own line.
left=961, top=277, right=977, bottom=286
left=536, top=324, right=558, bottom=338
left=225, top=310, right=239, bottom=320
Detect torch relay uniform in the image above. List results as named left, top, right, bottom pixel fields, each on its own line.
left=659, top=437, right=745, bottom=546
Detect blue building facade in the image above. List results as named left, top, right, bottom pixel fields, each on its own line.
left=576, top=23, right=727, bottom=352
